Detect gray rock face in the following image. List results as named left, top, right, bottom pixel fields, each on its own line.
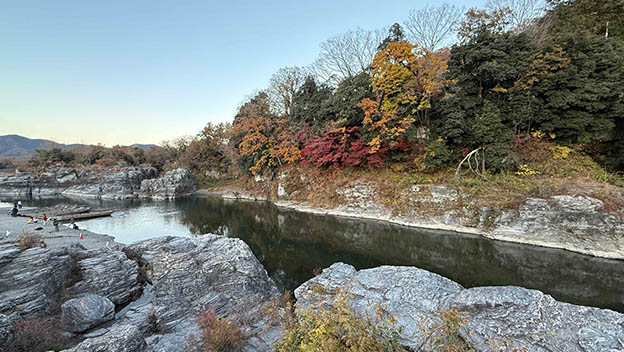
left=0, top=171, right=34, bottom=197
left=65, top=247, right=141, bottom=306
left=296, top=263, right=624, bottom=352
left=0, top=247, right=70, bottom=319
left=493, top=195, right=624, bottom=257
left=451, top=286, right=624, bottom=351
left=121, top=235, right=281, bottom=351
left=61, top=294, right=115, bottom=333
left=0, top=164, right=163, bottom=200
left=139, top=168, right=198, bottom=199
left=296, top=263, right=464, bottom=349
left=63, top=324, right=147, bottom=352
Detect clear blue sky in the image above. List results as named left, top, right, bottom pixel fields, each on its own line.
left=0, top=0, right=485, bottom=146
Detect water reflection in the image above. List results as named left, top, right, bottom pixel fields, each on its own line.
left=178, top=196, right=624, bottom=312
left=7, top=195, right=623, bottom=312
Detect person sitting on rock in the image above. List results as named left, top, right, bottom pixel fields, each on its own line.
left=42, top=214, right=48, bottom=222
left=28, top=216, right=34, bottom=224
left=53, top=219, right=60, bottom=232
left=10, top=206, right=18, bottom=217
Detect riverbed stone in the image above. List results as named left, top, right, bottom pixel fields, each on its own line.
left=124, top=235, right=282, bottom=351
left=63, top=324, right=147, bottom=352
left=61, top=294, right=115, bottom=333
left=296, top=263, right=624, bottom=352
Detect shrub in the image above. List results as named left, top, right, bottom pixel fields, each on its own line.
left=186, top=307, right=246, bottom=352
left=511, top=134, right=552, bottom=164
left=301, top=127, right=387, bottom=170
left=421, top=308, right=473, bottom=351
left=276, top=295, right=406, bottom=352
left=18, top=232, right=43, bottom=251
left=422, top=137, right=453, bottom=171
left=5, top=316, right=70, bottom=352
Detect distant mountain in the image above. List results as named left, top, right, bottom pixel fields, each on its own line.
left=0, top=134, right=77, bottom=158
left=130, top=143, right=157, bottom=150
left=0, top=135, right=156, bottom=158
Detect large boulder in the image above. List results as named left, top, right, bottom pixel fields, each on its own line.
left=295, top=263, right=624, bottom=352
left=61, top=294, right=115, bottom=333
left=119, top=235, right=282, bottom=351
left=65, top=247, right=141, bottom=306
left=295, top=263, right=464, bottom=349
left=0, top=171, right=34, bottom=197
left=63, top=324, right=147, bottom=352
left=139, top=168, right=198, bottom=199
left=0, top=247, right=70, bottom=319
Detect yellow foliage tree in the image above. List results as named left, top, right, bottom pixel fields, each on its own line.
left=366, top=41, right=451, bottom=143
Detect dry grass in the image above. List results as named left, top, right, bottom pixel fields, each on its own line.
left=18, top=232, right=44, bottom=251
left=185, top=307, right=247, bottom=352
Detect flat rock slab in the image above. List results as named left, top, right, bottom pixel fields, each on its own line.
left=296, top=263, right=624, bottom=352
left=62, top=324, right=147, bottom=352
left=61, top=294, right=115, bottom=333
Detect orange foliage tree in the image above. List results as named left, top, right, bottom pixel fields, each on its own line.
left=232, top=92, right=300, bottom=175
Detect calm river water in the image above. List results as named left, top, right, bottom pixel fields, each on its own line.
left=11, top=195, right=624, bottom=312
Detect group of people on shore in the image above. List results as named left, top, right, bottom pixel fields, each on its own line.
left=8, top=200, right=79, bottom=232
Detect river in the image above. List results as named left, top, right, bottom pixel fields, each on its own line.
left=7, top=195, right=624, bottom=312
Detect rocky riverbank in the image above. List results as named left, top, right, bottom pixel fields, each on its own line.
left=1, top=218, right=622, bottom=351
left=0, top=165, right=198, bottom=200
left=209, top=178, right=624, bottom=260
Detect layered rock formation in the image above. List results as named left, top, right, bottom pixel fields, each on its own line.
left=296, top=263, right=624, bottom=352
left=0, top=164, right=198, bottom=200
left=269, top=182, right=624, bottom=259
left=0, top=234, right=282, bottom=351
left=139, top=168, right=198, bottom=200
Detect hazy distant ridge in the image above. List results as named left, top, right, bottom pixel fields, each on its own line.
left=0, top=134, right=154, bottom=158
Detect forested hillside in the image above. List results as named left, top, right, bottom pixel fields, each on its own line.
left=22, top=0, right=624, bottom=191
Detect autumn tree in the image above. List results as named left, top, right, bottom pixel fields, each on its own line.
left=178, top=122, right=233, bottom=175
left=458, top=7, right=512, bottom=40
left=232, top=92, right=300, bottom=175
left=404, top=4, right=463, bottom=51
left=364, top=41, right=451, bottom=147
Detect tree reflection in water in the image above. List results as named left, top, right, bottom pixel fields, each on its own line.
left=175, top=196, right=624, bottom=312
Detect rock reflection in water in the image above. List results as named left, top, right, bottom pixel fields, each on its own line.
left=177, top=196, right=624, bottom=312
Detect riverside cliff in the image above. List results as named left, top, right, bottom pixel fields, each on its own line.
left=0, top=165, right=198, bottom=200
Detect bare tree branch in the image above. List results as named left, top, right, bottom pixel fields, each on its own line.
left=267, top=66, right=307, bottom=117
left=312, top=27, right=386, bottom=86
left=486, top=0, right=547, bottom=31
left=404, top=4, right=463, bottom=51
